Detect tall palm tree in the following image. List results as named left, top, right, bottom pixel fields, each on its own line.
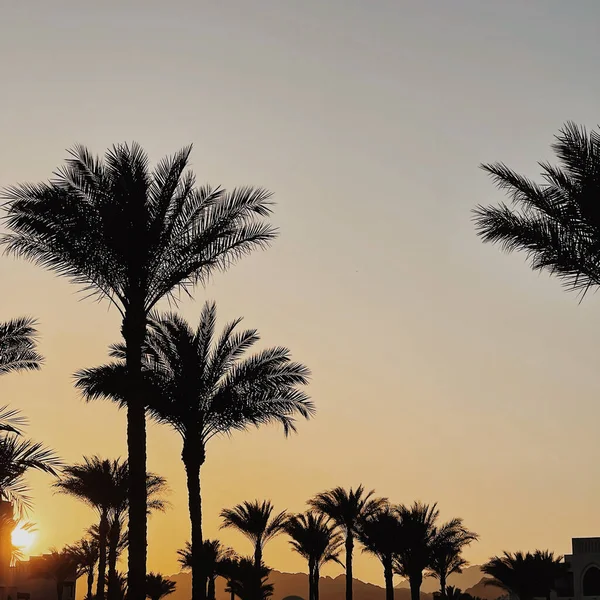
left=146, top=572, right=177, bottom=600
left=221, top=500, right=288, bottom=570
left=473, top=122, right=600, bottom=299
left=0, top=317, right=43, bottom=376
left=309, top=485, right=386, bottom=600
left=285, top=511, right=343, bottom=600
left=1, top=142, right=277, bottom=598
left=77, top=305, right=313, bottom=600
left=68, top=537, right=99, bottom=600
left=394, top=503, right=477, bottom=600
left=224, top=557, right=273, bottom=600
left=36, top=547, right=81, bottom=600
left=426, top=517, right=478, bottom=598
left=178, top=539, right=235, bottom=600
left=482, top=550, right=566, bottom=600
left=358, top=505, right=403, bottom=600
left=0, top=432, right=61, bottom=515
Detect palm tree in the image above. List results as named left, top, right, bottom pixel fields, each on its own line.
left=482, top=551, right=566, bottom=600
left=309, top=485, right=386, bottom=600
left=473, top=122, right=600, bottom=300
left=221, top=500, right=288, bottom=570
left=178, top=539, right=235, bottom=600
left=425, top=517, right=478, bottom=597
left=1, top=143, right=277, bottom=598
left=77, top=306, right=313, bottom=600
left=0, top=432, right=61, bottom=515
left=225, top=557, right=273, bottom=600
left=358, top=506, right=402, bottom=600
left=68, top=537, right=99, bottom=600
left=285, top=511, right=343, bottom=600
left=0, top=317, right=43, bottom=376
left=146, top=572, right=177, bottom=600
left=36, top=547, right=81, bottom=600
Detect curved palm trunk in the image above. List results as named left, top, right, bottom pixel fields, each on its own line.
left=86, top=568, right=94, bottom=600
left=208, top=575, right=216, bottom=600
left=96, top=509, right=109, bottom=599
left=345, top=533, right=353, bottom=600
left=124, top=312, right=148, bottom=600
left=183, top=440, right=206, bottom=600
left=383, top=559, right=394, bottom=600
left=439, top=573, right=447, bottom=598
left=107, top=519, right=121, bottom=600
left=409, top=572, right=423, bottom=600
left=56, top=581, right=64, bottom=600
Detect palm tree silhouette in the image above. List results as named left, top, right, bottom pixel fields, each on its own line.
left=284, top=511, right=343, bottom=600
left=0, top=432, right=61, bottom=515
left=146, top=573, right=177, bottom=600
left=0, top=317, right=43, bottom=376
left=309, top=485, right=386, bottom=600
left=427, top=524, right=478, bottom=597
left=77, top=304, right=312, bottom=600
left=482, top=550, right=566, bottom=600
left=221, top=500, right=288, bottom=570
left=394, top=503, right=477, bottom=600
left=68, top=537, right=99, bottom=600
left=358, top=506, right=401, bottom=600
left=36, top=547, right=81, bottom=600
left=224, top=557, right=273, bottom=600
left=178, top=539, right=235, bottom=600
left=1, top=142, right=276, bottom=598
left=473, top=122, right=600, bottom=299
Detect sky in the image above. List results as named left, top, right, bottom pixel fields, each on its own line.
left=2, top=0, right=600, bottom=591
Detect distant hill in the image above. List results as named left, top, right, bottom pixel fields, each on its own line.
left=166, top=568, right=506, bottom=600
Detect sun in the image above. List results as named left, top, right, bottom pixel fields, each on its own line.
left=12, top=524, right=36, bottom=552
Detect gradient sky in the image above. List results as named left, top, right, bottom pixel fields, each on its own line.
left=2, top=0, right=600, bottom=591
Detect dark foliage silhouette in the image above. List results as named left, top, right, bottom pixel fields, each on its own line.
left=473, top=122, right=600, bottom=300
left=482, top=550, right=566, bottom=600
left=76, top=305, right=312, bottom=600
left=284, top=511, right=343, bottom=600
left=309, top=485, right=386, bottom=600
left=178, top=539, right=235, bottom=600
left=1, top=142, right=276, bottom=598
left=358, top=505, right=402, bottom=600
left=221, top=500, right=288, bottom=569
left=224, top=557, right=273, bottom=600
left=394, top=503, right=477, bottom=600
left=35, top=547, right=81, bottom=600
left=68, top=537, right=99, bottom=600
left=0, top=317, right=43, bottom=376
left=146, top=572, right=177, bottom=600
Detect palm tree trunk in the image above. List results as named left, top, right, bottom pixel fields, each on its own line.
left=384, top=559, right=394, bottom=600
left=57, top=581, right=64, bottom=600
left=254, top=542, right=262, bottom=570
left=345, top=533, right=353, bottom=600
left=87, top=568, right=94, bottom=600
left=124, top=311, right=148, bottom=600
left=314, top=564, right=320, bottom=600
left=308, top=558, right=316, bottom=600
left=440, top=574, right=447, bottom=598
left=183, top=441, right=206, bottom=600
left=107, top=519, right=121, bottom=600
left=409, top=572, right=422, bottom=600
left=208, top=575, right=216, bottom=600
left=96, top=510, right=109, bottom=599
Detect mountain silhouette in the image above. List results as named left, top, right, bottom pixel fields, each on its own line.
left=166, top=568, right=505, bottom=600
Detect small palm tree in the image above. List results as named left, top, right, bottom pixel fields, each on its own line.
left=0, top=433, right=61, bottom=515
left=36, top=547, right=81, bottom=600
left=473, top=122, right=600, bottom=300
left=146, top=572, right=177, bottom=600
left=482, top=550, right=565, bottom=600
left=427, top=526, right=478, bottom=597
left=67, top=537, right=99, bottom=600
left=358, top=506, right=402, bottom=600
left=2, top=142, right=277, bottom=598
left=309, top=485, right=386, bottom=600
left=0, top=317, right=43, bottom=375
left=77, top=306, right=312, bottom=600
left=221, top=500, right=288, bottom=569
left=285, top=511, right=343, bottom=600
left=178, top=539, right=235, bottom=600
left=225, top=557, right=273, bottom=600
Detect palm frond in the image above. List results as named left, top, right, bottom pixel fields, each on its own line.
left=0, top=317, right=43, bottom=375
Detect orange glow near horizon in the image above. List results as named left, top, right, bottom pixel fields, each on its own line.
left=12, top=525, right=36, bottom=554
